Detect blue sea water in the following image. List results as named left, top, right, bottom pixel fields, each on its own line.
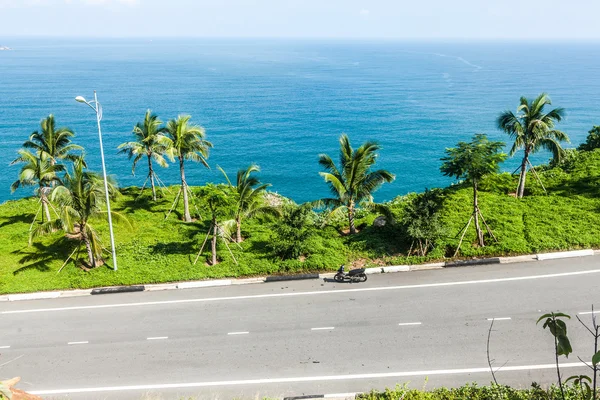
left=1, top=39, right=600, bottom=204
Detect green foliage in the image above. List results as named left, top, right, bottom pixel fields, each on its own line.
left=537, top=312, right=573, bottom=357
left=401, top=189, right=446, bottom=256
left=578, top=126, right=600, bottom=152
left=440, top=134, right=507, bottom=183
left=21, top=114, right=83, bottom=164
left=269, top=203, right=316, bottom=260
left=358, top=382, right=588, bottom=400
left=316, top=134, right=395, bottom=234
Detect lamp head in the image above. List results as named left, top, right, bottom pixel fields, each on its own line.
left=75, top=96, right=87, bottom=103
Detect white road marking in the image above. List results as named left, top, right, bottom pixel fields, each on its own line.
left=67, top=341, right=88, bottom=345
left=29, top=362, right=588, bottom=395
left=487, top=317, right=511, bottom=321
left=398, top=322, right=422, bottom=326
left=4, top=268, right=600, bottom=315
left=227, top=332, right=249, bottom=335
left=146, top=337, right=168, bottom=341
left=579, top=311, right=599, bottom=315
left=311, top=327, right=334, bottom=331
left=0, top=345, right=10, bottom=349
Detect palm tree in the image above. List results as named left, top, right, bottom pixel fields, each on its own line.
left=219, top=164, right=281, bottom=242
left=164, top=115, right=212, bottom=222
left=31, top=157, right=129, bottom=269
left=10, top=150, right=64, bottom=222
left=497, top=93, right=569, bottom=198
left=316, top=134, right=395, bottom=234
left=440, top=134, right=507, bottom=249
left=118, top=110, right=169, bottom=201
left=22, top=114, right=82, bottom=166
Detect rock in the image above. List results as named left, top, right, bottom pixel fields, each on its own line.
left=1, top=377, right=43, bottom=400
left=372, top=216, right=387, bottom=227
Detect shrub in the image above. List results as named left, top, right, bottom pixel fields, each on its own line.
left=269, top=203, right=317, bottom=260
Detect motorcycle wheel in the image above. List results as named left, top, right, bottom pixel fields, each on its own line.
left=359, top=273, right=368, bottom=282
left=334, top=273, right=345, bottom=283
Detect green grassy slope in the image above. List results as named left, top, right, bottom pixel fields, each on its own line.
left=2, top=149, right=600, bottom=295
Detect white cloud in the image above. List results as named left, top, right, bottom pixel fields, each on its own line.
left=359, top=9, right=370, bottom=16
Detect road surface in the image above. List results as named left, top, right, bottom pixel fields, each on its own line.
left=1, top=257, right=599, bottom=399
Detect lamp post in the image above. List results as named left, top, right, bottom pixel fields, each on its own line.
left=76, top=91, right=118, bottom=271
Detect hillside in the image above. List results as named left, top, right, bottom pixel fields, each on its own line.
left=1, top=149, right=600, bottom=295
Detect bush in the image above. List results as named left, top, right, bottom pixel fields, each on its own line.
left=358, top=382, right=586, bottom=400
left=269, top=203, right=317, bottom=260
left=577, top=125, right=600, bottom=151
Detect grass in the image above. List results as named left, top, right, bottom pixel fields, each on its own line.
left=2, top=149, right=600, bottom=295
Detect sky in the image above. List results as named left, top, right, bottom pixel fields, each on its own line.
left=0, top=0, right=599, bottom=39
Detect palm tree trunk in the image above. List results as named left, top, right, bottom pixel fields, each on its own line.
left=348, top=201, right=356, bottom=234
left=40, top=186, right=51, bottom=222
left=179, top=157, right=192, bottom=222
left=148, top=154, right=157, bottom=201
left=211, top=218, right=218, bottom=265
left=473, top=179, right=484, bottom=247
left=236, top=216, right=242, bottom=243
left=81, top=224, right=96, bottom=268
left=517, top=149, right=530, bottom=198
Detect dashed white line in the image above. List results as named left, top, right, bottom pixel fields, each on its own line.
left=0, top=345, right=10, bottom=349
left=227, top=332, right=249, bottom=335
left=398, top=322, right=422, bottom=326
left=146, top=337, right=168, bottom=341
left=4, top=268, right=600, bottom=315
left=29, top=361, right=589, bottom=396
left=67, top=341, right=88, bottom=345
left=487, top=317, right=512, bottom=321
left=311, top=327, right=334, bottom=331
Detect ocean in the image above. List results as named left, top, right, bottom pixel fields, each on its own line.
left=1, top=39, right=600, bottom=204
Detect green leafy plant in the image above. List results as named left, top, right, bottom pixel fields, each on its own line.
left=163, top=115, right=212, bottom=222
left=497, top=93, right=569, bottom=198
left=269, top=203, right=316, bottom=260
left=440, top=134, right=507, bottom=252
left=401, top=189, right=445, bottom=256
left=118, top=110, right=169, bottom=201
left=578, top=126, right=600, bottom=152
left=538, top=312, right=573, bottom=399
left=315, top=134, right=395, bottom=234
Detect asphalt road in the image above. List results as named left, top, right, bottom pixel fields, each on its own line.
left=1, top=257, right=599, bottom=399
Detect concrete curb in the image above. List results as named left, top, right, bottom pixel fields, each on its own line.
left=284, top=393, right=360, bottom=400
left=1, top=249, right=597, bottom=302
left=91, top=285, right=145, bottom=295
left=536, top=249, right=595, bottom=261
left=265, top=273, right=320, bottom=282
left=445, top=257, right=501, bottom=267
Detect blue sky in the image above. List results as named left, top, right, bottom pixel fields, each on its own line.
left=0, top=0, right=599, bottom=39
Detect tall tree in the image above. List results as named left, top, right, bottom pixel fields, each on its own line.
left=219, top=164, right=281, bottom=242
left=31, top=157, right=129, bottom=269
left=316, top=134, right=395, bottom=234
left=164, top=115, right=212, bottom=222
left=22, top=114, right=82, bottom=166
left=497, top=93, right=569, bottom=198
left=118, top=110, right=169, bottom=201
left=440, top=134, right=507, bottom=249
left=10, top=150, right=64, bottom=222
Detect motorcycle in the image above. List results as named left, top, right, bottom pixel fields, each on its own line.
left=334, top=265, right=367, bottom=283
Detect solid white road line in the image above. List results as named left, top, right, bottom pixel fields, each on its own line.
left=579, top=311, right=599, bottom=315
left=487, top=317, right=512, bottom=321
left=398, top=322, right=422, bottom=326
left=146, top=337, right=168, bottom=340
left=227, top=332, right=249, bottom=335
left=29, top=361, right=588, bottom=395
left=311, top=327, right=334, bottom=331
left=0, top=345, right=10, bottom=349
left=4, top=268, right=600, bottom=315
left=67, top=341, right=88, bottom=345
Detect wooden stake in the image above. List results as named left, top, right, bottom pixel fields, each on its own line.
left=454, top=215, right=473, bottom=257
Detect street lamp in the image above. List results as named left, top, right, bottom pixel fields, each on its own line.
left=76, top=91, right=118, bottom=271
